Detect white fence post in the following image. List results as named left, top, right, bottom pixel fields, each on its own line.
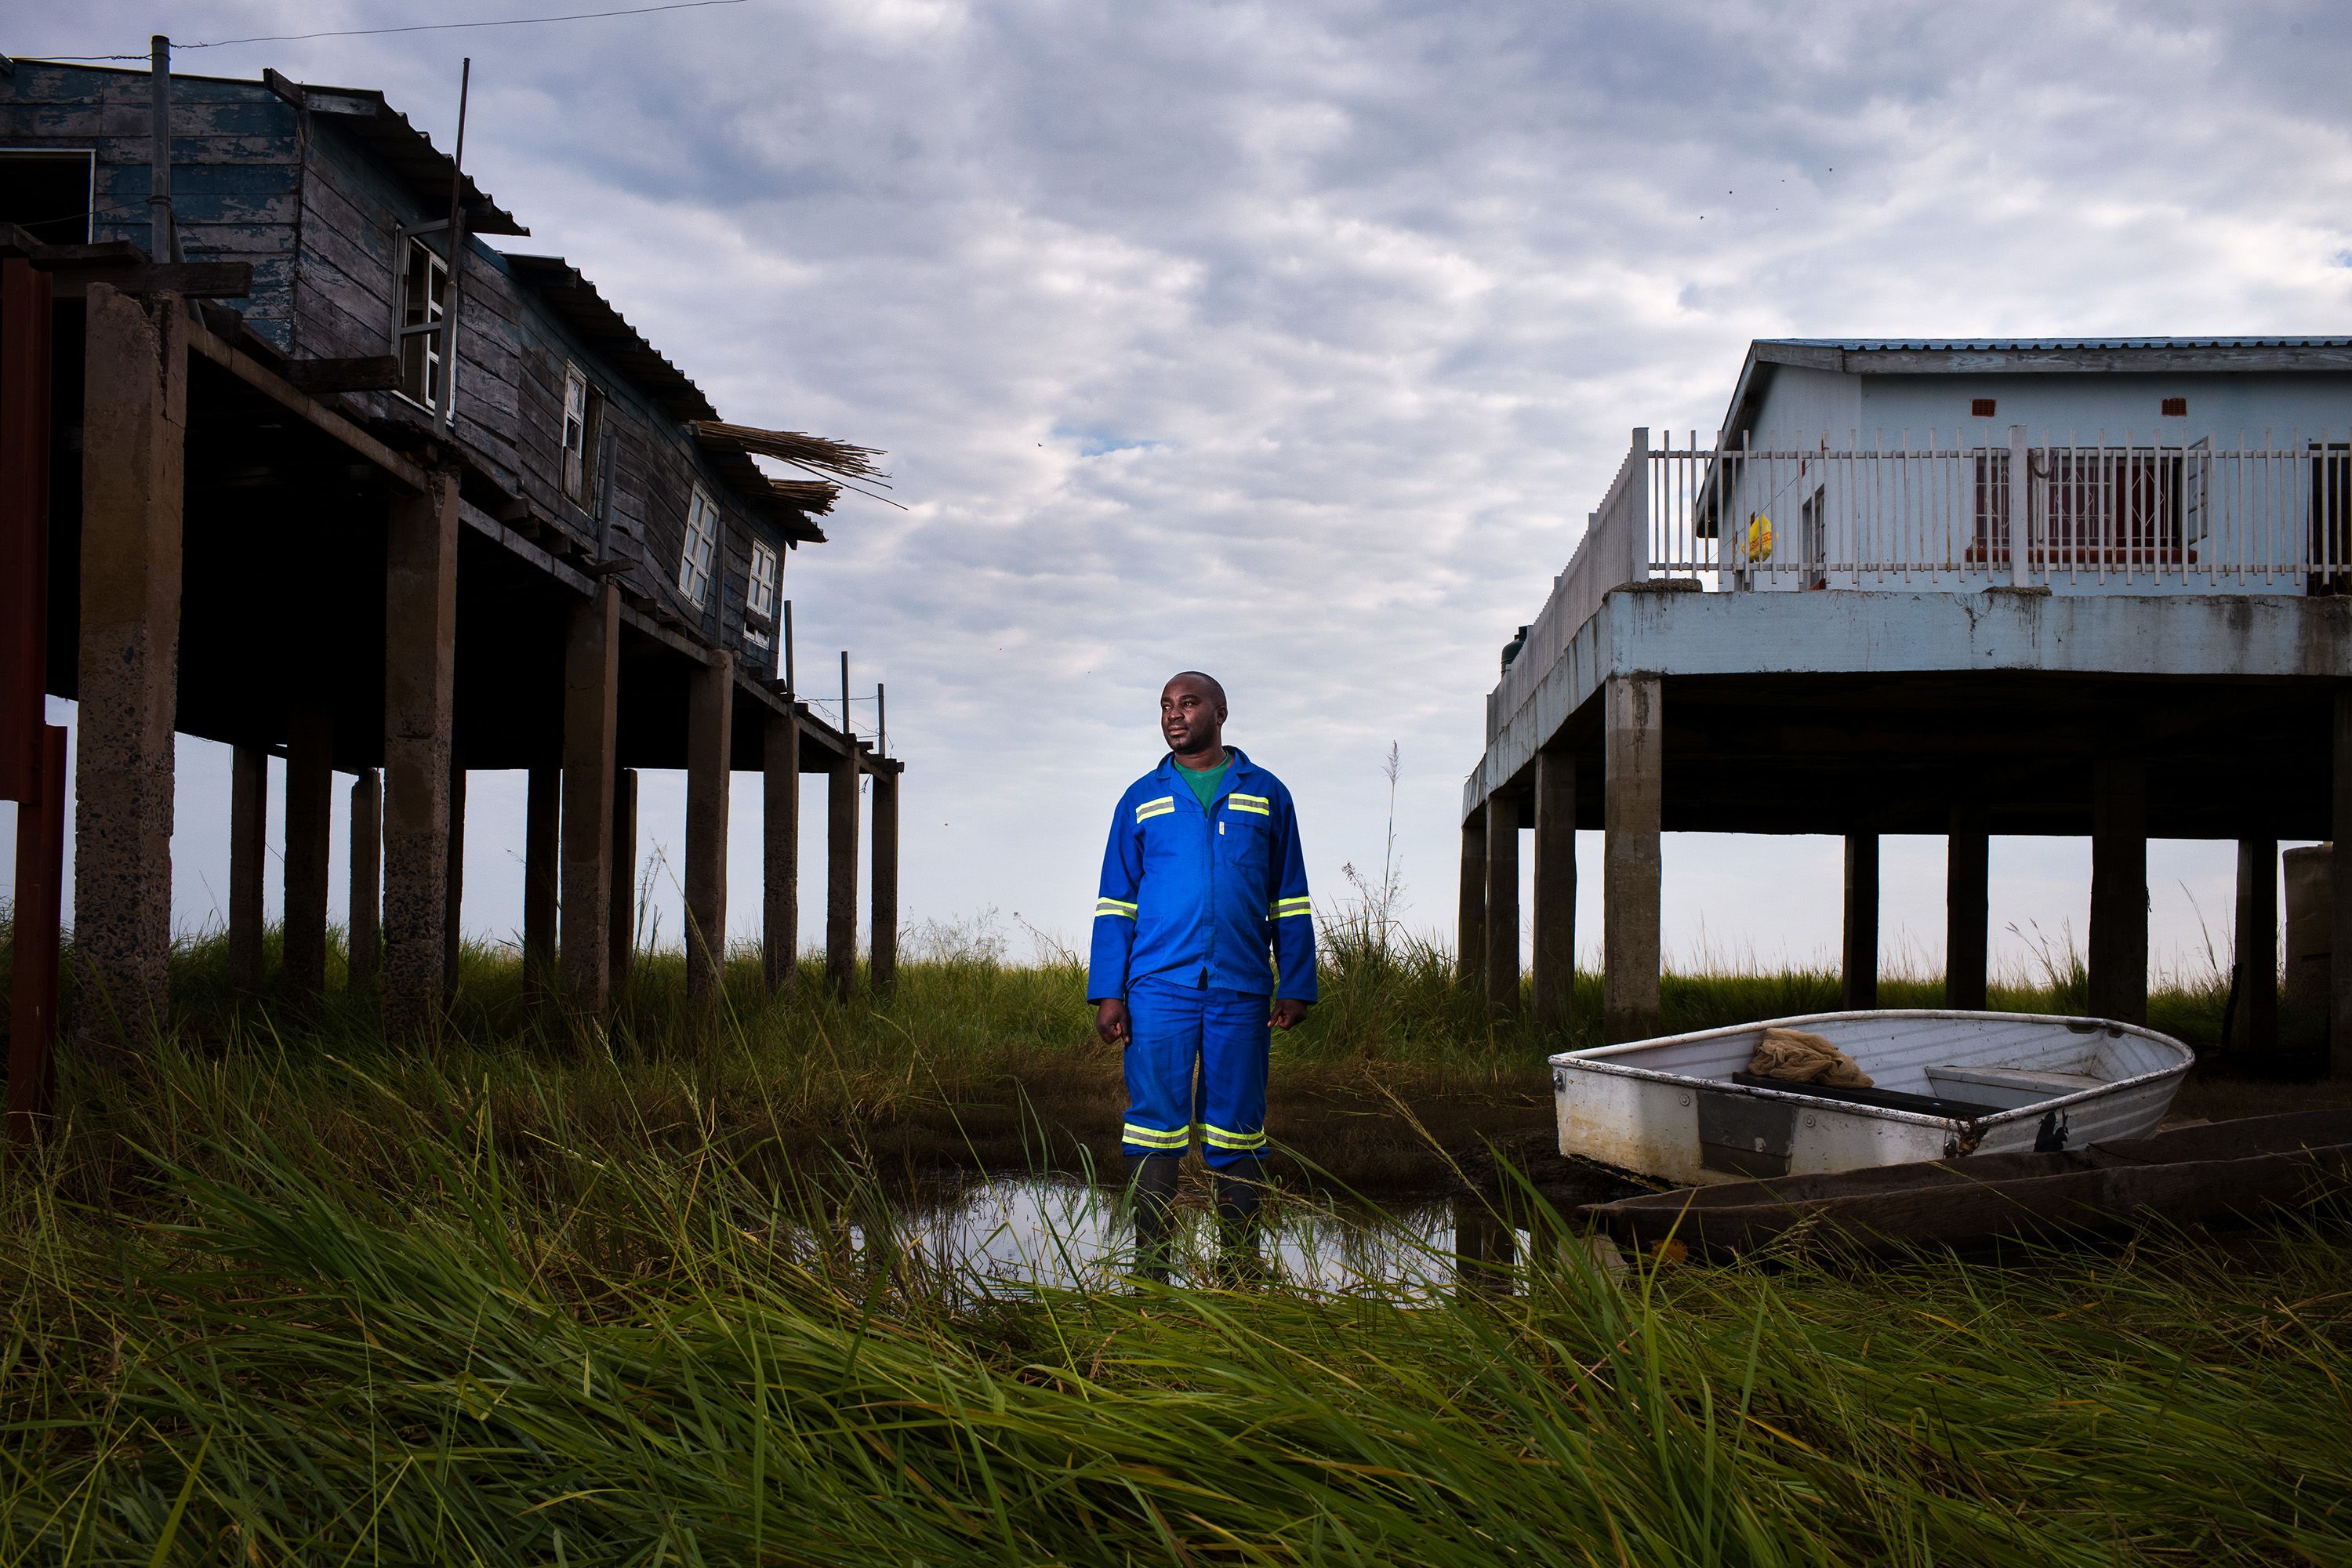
left=1628, top=427, right=1650, bottom=585
left=2006, top=423, right=2031, bottom=589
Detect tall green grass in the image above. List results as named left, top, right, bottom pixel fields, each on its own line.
left=2, top=1058, right=2347, bottom=1565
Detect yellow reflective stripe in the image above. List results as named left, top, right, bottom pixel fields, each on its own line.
left=1276, top=906, right=1312, bottom=920
left=1135, top=797, right=1176, bottom=822
left=1229, top=793, right=1271, bottom=807
left=1122, top=1123, right=1189, bottom=1148
left=1200, top=1123, right=1268, bottom=1150
left=1095, top=903, right=1136, bottom=920
left=1274, top=895, right=1311, bottom=909
left=1226, top=798, right=1271, bottom=816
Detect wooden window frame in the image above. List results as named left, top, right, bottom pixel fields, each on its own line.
left=679, top=485, right=721, bottom=609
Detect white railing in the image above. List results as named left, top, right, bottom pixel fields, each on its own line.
left=1488, top=425, right=2351, bottom=739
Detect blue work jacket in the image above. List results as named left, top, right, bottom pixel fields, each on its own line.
left=1088, top=747, right=1316, bottom=1003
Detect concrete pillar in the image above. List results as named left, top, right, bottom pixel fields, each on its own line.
left=443, top=758, right=466, bottom=1010
left=1484, top=786, right=1520, bottom=1020
left=1602, top=673, right=1663, bottom=1044
left=762, top=709, right=800, bottom=993
left=872, top=767, right=900, bottom=1000
left=827, top=746, right=862, bottom=1002
left=1531, top=748, right=1577, bottom=1033
left=228, top=745, right=268, bottom=994
left=282, top=710, right=334, bottom=1005
left=610, top=768, right=638, bottom=994
left=8, top=725, right=67, bottom=1138
left=2089, top=755, right=2149, bottom=1024
left=380, top=467, right=460, bottom=1038
left=523, top=764, right=559, bottom=993
left=684, top=651, right=735, bottom=1022
left=1457, top=815, right=1486, bottom=991
left=2235, top=837, right=2279, bottom=1059
left=72, top=283, right=186, bottom=1041
left=349, top=769, right=381, bottom=989
left=1946, top=804, right=1990, bottom=1010
left=1842, top=833, right=1878, bottom=1010
left=560, top=583, right=620, bottom=1014
left=2334, top=686, right=2352, bottom=1074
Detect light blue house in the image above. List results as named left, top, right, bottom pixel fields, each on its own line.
left=1463, top=338, right=2352, bottom=1076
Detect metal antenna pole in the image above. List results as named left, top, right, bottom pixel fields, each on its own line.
left=877, top=683, right=885, bottom=758
left=147, top=37, right=175, bottom=263
left=840, top=651, right=851, bottom=742
left=435, top=58, right=472, bottom=430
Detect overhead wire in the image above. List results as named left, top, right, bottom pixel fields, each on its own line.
left=24, top=0, right=750, bottom=62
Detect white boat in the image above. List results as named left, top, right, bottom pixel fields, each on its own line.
left=1550, top=1011, right=2194, bottom=1187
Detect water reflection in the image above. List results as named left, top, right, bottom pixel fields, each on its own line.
left=863, top=1174, right=1533, bottom=1298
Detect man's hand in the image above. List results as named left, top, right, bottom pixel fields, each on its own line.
left=1270, top=998, right=1310, bottom=1032
left=1095, top=998, right=1131, bottom=1047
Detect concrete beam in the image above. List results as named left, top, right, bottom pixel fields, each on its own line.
left=611, top=768, right=638, bottom=996
left=872, top=768, right=900, bottom=1000
left=685, top=649, right=735, bottom=1023
left=381, top=467, right=460, bottom=1038
left=282, top=710, right=333, bottom=1006
left=763, top=710, right=800, bottom=993
left=524, top=764, right=559, bottom=996
left=1946, top=804, right=1989, bottom=1010
left=229, top=744, right=267, bottom=994
left=72, top=283, right=186, bottom=1043
left=1456, top=815, right=1485, bottom=992
left=1485, top=786, right=1520, bottom=1021
left=561, top=583, right=620, bottom=1016
left=2236, top=837, right=2279, bottom=1059
left=349, top=770, right=381, bottom=990
left=1842, top=833, right=1878, bottom=1010
left=828, top=748, right=861, bottom=1002
left=1602, top=673, right=1663, bottom=1044
left=1532, top=748, right=1577, bottom=1033
left=2088, top=753, right=2150, bottom=1025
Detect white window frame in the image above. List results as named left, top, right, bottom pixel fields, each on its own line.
left=744, top=538, right=779, bottom=650
left=679, top=485, right=721, bottom=608
left=395, top=236, right=449, bottom=409
left=561, top=362, right=604, bottom=511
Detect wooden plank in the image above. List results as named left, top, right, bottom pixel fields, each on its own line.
left=183, top=314, right=427, bottom=491
left=281, top=354, right=399, bottom=392
left=42, top=261, right=252, bottom=299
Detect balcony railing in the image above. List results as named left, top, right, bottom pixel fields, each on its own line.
left=1488, top=426, right=2352, bottom=739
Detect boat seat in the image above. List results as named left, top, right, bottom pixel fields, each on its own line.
left=1729, top=1073, right=2008, bottom=1120
left=1926, top=1065, right=2103, bottom=1095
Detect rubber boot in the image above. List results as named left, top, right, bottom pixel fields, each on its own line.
left=1214, top=1160, right=1269, bottom=1287
left=1127, top=1155, right=1180, bottom=1285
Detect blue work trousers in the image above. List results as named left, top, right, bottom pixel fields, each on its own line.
left=1120, top=978, right=1270, bottom=1170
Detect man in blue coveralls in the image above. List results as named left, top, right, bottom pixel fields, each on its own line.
left=1090, top=671, right=1316, bottom=1281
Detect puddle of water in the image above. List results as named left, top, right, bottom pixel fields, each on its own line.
left=854, top=1174, right=1537, bottom=1298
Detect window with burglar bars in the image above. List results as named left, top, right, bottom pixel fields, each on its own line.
left=561, top=364, right=606, bottom=513
left=397, top=238, right=448, bottom=408
left=1973, top=448, right=2187, bottom=566
left=744, top=539, right=779, bottom=651
left=679, top=486, right=721, bottom=608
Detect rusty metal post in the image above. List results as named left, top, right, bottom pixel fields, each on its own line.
left=7, top=726, right=67, bottom=1142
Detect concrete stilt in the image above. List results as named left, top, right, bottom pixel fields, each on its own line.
left=872, top=768, right=900, bottom=1000
left=827, top=746, right=862, bottom=1002
left=1485, top=786, right=1521, bottom=1021
left=610, top=768, right=638, bottom=995
left=1842, top=833, right=1879, bottom=1010
left=523, top=764, right=559, bottom=996
left=2235, top=837, right=2279, bottom=1060
left=560, top=583, right=619, bottom=1014
left=1602, top=674, right=1663, bottom=1044
left=7, top=726, right=67, bottom=1138
left=348, top=770, right=381, bottom=990
left=443, top=758, right=466, bottom=1010
left=229, top=745, right=268, bottom=994
left=1532, top=748, right=1577, bottom=1033
left=1946, top=804, right=1989, bottom=1010
left=283, top=710, right=334, bottom=1004
left=762, top=709, right=800, bottom=993
left=684, top=651, right=735, bottom=1022
left=2333, top=688, right=2352, bottom=1075
left=72, top=284, right=187, bottom=1043
left=2285, top=844, right=2330, bottom=1053
left=380, top=468, right=460, bottom=1038
left=2089, top=754, right=2149, bottom=1025
left=1457, top=815, right=1486, bottom=991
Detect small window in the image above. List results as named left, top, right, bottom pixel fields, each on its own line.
left=679, top=486, right=721, bottom=608
left=2161, top=396, right=2187, bottom=418
left=561, top=364, right=606, bottom=510
left=744, top=538, right=779, bottom=649
left=0, top=150, right=96, bottom=245
left=397, top=238, right=449, bottom=407
left=1970, top=397, right=1997, bottom=418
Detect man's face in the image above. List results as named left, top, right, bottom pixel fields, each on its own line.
left=1161, top=677, right=1225, bottom=755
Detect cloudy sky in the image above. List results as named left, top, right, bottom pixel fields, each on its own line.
left=13, top=0, right=2352, bottom=982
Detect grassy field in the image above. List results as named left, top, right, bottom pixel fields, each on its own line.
left=5, top=918, right=2351, bottom=1563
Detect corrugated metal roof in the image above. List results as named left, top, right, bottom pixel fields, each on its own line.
left=1766, top=336, right=2352, bottom=350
